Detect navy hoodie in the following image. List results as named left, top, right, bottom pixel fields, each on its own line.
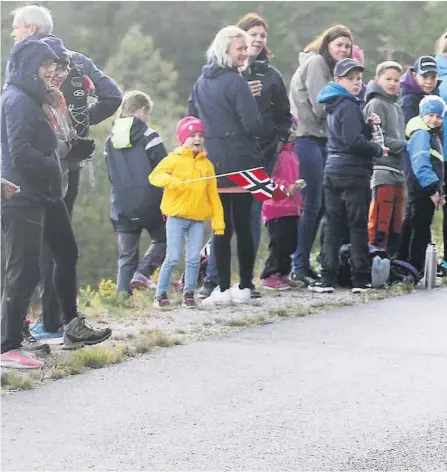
left=104, top=117, right=167, bottom=232
left=188, top=60, right=263, bottom=187
left=1, top=39, right=62, bottom=206
left=317, top=82, right=382, bottom=180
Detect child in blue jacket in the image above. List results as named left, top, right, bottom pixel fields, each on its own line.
left=398, top=95, right=446, bottom=273
left=312, top=59, right=387, bottom=294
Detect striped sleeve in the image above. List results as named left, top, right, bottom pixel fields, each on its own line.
left=143, top=128, right=168, bottom=168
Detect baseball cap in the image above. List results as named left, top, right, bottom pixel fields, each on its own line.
left=414, top=56, right=438, bottom=75
left=333, top=58, right=364, bottom=77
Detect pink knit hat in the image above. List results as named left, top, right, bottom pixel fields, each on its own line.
left=176, top=116, right=205, bottom=145
left=352, top=44, right=365, bottom=66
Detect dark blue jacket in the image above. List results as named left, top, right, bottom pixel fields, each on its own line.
left=1, top=39, right=62, bottom=206
left=317, top=82, right=382, bottom=179
left=188, top=60, right=263, bottom=187
left=104, top=117, right=167, bottom=232
left=405, top=116, right=444, bottom=201
left=241, top=49, right=292, bottom=167
left=400, top=68, right=441, bottom=124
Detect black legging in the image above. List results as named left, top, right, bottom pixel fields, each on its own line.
left=214, top=193, right=254, bottom=291
left=1, top=200, right=78, bottom=352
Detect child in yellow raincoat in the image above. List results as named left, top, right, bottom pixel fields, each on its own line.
left=149, top=116, right=224, bottom=308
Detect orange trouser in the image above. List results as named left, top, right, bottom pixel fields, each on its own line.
left=368, top=184, right=404, bottom=254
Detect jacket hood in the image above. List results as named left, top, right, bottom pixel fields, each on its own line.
left=6, top=39, right=58, bottom=105
left=365, top=80, right=398, bottom=103
left=202, top=60, right=238, bottom=79
left=298, top=51, right=317, bottom=66
left=111, top=116, right=149, bottom=149
left=40, top=35, right=70, bottom=63
left=317, top=81, right=357, bottom=107
left=318, top=82, right=358, bottom=114
left=400, top=68, right=423, bottom=94
left=436, top=54, right=447, bottom=78
left=406, top=115, right=442, bottom=138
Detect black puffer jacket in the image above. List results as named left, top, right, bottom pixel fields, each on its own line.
left=241, top=50, right=292, bottom=167
left=188, top=60, right=263, bottom=187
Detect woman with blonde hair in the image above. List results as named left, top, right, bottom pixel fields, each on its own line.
left=289, top=24, right=353, bottom=286
left=435, top=30, right=447, bottom=274
left=188, top=25, right=263, bottom=305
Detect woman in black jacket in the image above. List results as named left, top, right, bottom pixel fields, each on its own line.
left=188, top=25, right=264, bottom=306
left=237, top=12, right=292, bottom=263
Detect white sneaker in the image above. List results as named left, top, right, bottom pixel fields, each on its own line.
left=230, top=283, right=251, bottom=304
left=201, top=286, right=233, bottom=306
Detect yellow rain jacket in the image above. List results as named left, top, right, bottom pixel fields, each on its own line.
left=149, top=147, right=225, bottom=235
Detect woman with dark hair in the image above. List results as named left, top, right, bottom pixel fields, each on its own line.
left=236, top=12, right=292, bottom=264
left=188, top=25, right=263, bottom=306
left=289, top=25, right=353, bottom=286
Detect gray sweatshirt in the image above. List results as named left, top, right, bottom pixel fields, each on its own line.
left=364, top=81, right=406, bottom=187
left=289, top=52, right=332, bottom=139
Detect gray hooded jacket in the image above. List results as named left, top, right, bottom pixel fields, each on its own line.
left=364, top=80, right=406, bottom=186
left=289, top=52, right=332, bottom=138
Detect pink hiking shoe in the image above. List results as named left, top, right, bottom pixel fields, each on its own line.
left=261, top=274, right=290, bottom=291
left=0, top=349, right=44, bottom=369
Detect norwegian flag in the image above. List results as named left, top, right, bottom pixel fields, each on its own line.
left=228, top=168, right=289, bottom=201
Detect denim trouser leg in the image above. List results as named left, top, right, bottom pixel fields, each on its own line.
left=204, top=235, right=217, bottom=283
left=184, top=221, right=205, bottom=293
left=292, top=137, right=327, bottom=275
left=117, top=232, right=140, bottom=294
left=156, top=217, right=204, bottom=296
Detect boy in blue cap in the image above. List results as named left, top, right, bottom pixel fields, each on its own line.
left=398, top=95, right=446, bottom=273
left=400, top=55, right=440, bottom=124
left=312, top=58, right=388, bottom=293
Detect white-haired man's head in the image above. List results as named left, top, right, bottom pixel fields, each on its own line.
left=11, top=5, right=53, bottom=44
left=206, top=25, right=248, bottom=69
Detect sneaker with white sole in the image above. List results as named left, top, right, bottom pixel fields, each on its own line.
left=201, top=286, right=232, bottom=306
left=308, top=278, right=335, bottom=293
left=0, top=349, right=44, bottom=369
left=352, top=282, right=372, bottom=294
left=230, top=284, right=251, bottom=304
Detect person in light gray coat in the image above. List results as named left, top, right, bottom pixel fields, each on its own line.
left=288, top=25, right=353, bottom=285
left=364, top=61, right=406, bottom=255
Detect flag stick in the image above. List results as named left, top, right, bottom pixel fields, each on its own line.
left=179, top=167, right=264, bottom=184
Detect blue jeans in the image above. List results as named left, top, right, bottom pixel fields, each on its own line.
left=292, top=136, right=327, bottom=275
left=204, top=197, right=262, bottom=284
left=156, top=217, right=204, bottom=296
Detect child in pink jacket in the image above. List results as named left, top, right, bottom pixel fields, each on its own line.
left=260, top=121, right=303, bottom=290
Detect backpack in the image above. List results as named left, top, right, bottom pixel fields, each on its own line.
left=60, top=61, right=92, bottom=138
left=337, top=244, right=419, bottom=287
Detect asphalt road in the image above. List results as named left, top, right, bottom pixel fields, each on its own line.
left=2, top=288, right=447, bottom=472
